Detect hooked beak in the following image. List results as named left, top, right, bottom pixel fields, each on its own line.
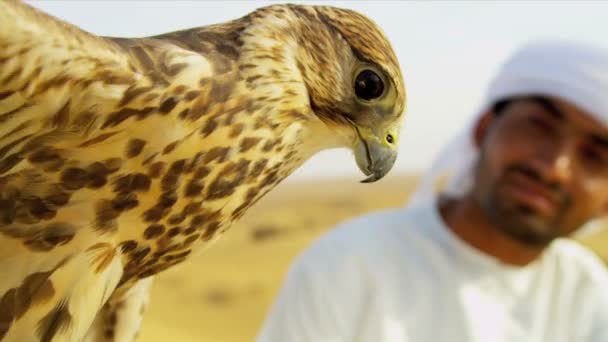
left=353, top=127, right=398, bottom=183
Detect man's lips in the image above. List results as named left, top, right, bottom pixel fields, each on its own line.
left=502, top=170, right=561, bottom=215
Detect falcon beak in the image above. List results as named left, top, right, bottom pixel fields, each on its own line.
left=353, top=126, right=398, bottom=183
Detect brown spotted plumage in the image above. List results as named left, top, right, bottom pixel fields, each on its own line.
left=0, top=1, right=406, bottom=341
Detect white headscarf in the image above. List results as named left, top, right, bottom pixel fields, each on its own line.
left=408, top=39, right=608, bottom=208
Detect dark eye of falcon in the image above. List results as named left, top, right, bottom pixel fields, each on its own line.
left=354, top=69, right=385, bottom=101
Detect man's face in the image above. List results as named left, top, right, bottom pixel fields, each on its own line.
left=473, top=96, right=608, bottom=247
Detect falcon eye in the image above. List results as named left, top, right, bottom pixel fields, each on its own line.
left=354, top=69, right=385, bottom=101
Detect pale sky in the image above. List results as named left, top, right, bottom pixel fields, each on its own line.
left=25, top=0, right=608, bottom=181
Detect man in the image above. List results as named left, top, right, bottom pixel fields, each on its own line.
left=256, top=40, right=608, bottom=342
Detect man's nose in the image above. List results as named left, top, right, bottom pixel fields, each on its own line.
left=535, top=141, right=574, bottom=185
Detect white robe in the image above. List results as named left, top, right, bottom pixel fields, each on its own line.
left=257, top=198, right=608, bottom=342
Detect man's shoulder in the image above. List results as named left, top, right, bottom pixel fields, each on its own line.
left=292, top=203, right=438, bottom=273
left=547, top=238, right=608, bottom=285
left=318, top=203, right=429, bottom=246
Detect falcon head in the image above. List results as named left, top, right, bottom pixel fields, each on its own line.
left=159, top=3, right=406, bottom=183
left=285, top=5, right=406, bottom=183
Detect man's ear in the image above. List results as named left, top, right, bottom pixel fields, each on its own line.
left=473, top=111, right=495, bottom=148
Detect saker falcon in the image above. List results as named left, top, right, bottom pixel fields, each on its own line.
left=0, top=1, right=406, bottom=341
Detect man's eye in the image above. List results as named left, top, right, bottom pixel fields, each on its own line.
left=581, top=145, right=607, bottom=165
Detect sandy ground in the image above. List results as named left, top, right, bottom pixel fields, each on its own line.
left=137, top=172, right=608, bottom=342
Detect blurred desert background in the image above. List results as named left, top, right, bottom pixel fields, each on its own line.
left=136, top=172, right=608, bottom=342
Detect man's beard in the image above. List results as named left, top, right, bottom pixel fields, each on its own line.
left=475, top=161, right=571, bottom=247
